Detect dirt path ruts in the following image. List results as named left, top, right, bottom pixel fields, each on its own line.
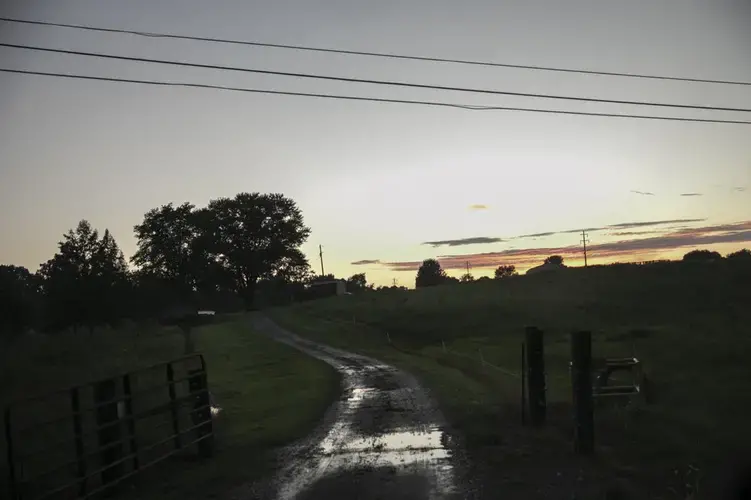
left=249, top=315, right=468, bottom=500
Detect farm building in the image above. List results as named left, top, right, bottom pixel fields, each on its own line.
left=307, top=279, right=347, bottom=299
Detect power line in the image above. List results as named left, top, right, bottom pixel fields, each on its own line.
left=2, top=68, right=751, bottom=125
left=3, top=16, right=750, bottom=87
left=2, top=42, right=751, bottom=114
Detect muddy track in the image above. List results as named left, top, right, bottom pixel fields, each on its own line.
left=244, top=315, right=471, bottom=500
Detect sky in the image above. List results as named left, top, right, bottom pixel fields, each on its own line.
left=0, top=0, right=750, bottom=287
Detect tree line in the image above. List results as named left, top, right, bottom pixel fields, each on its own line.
left=413, top=249, right=751, bottom=288
left=0, top=192, right=373, bottom=336
left=3, top=189, right=750, bottom=336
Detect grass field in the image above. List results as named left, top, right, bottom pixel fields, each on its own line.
left=0, top=315, right=341, bottom=500
left=267, top=261, right=751, bottom=498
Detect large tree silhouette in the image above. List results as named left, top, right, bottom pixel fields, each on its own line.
left=197, top=192, right=310, bottom=309
left=39, top=221, right=129, bottom=332
left=415, top=259, right=447, bottom=288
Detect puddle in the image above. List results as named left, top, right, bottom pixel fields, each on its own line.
left=254, top=316, right=460, bottom=500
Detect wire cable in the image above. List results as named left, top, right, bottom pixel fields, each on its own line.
left=2, top=68, right=750, bottom=125
left=1, top=42, right=750, bottom=114
left=2, top=16, right=750, bottom=87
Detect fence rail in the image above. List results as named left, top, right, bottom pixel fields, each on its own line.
left=3, top=354, right=214, bottom=500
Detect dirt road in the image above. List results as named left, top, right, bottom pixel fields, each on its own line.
left=249, top=315, right=469, bottom=500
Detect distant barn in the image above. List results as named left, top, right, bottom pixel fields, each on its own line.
left=307, top=279, right=347, bottom=299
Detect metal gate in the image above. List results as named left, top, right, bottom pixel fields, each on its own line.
left=3, top=354, right=214, bottom=500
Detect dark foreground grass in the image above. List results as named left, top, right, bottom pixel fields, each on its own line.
left=267, top=262, right=751, bottom=499
left=0, top=316, right=341, bottom=499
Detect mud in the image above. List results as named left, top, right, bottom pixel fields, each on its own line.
left=248, top=315, right=467, bottom=500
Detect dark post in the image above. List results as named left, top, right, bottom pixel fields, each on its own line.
left=180, top=324, right=195, bottom=355
left=70, top=387, right=87, bottom=496
left=166, top=363, right=182, bottom=450
left=94, top=378, right=124, bottom=486
left=571, top=331, right=595, bottom=454
left=520, top=342, right=527, bottom=425
left=524, top=326, right=546, bottom=426
left=188, top=362, right=214, bottom=458
left=122, top=374, right=139, bottom=472
left=4, top=408, right=18, bottom=500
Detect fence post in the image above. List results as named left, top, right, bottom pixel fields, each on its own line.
left=571, top=331, right=595, bottom=454
left=94, top=378, right=124, bottom=486
left=122, top=374, right=139, bottom=472
left=70, top=387, right=87, bottom=496
left=166, top=363, right=182, bottom=450
left=188, top=358, right=214, bottom=458
left=4, top=407, right=18, bottom=500
left=524, top=326, right=546, bottom=427
left=520, top=342, right=526, bottom=425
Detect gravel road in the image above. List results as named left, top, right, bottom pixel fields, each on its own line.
left=248, top=315, right=469, bottom=500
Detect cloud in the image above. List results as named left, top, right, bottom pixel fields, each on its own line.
left=517, top=219, right=705, bottom=239
left=680, top=193, right=703, bottom=197
left=382, top=219, right=751, bottom=272
left=351, top=259, right=381, bottom=265
left=630, top=190, right=655, bottom=196
left=734, top=187, right=747, bottom=192
left=468, top=204, right=489, bottom=210
left=608, top=230, right=664, bottom=236
left=560, top=227, right=605, bottom=234
left=606, top=218, right=705, bottom=230
left=422, top=219, right=707, bottom=251
left=515, top=232, right=557, bottom=239
left=422, top=236, right=504, bottom=247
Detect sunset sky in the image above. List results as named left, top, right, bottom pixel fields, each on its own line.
left=1, top=0, right=750, bottom=286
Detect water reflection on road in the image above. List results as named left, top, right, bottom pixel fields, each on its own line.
left=252, top=316, right=460, bottom=500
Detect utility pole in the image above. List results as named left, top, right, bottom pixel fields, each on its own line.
left=319, top=245, right=325, bottom=276
left=392, top=278, right=398, bottom=287
left=580, top=230, right=589, bottom=267
left=465, top=261, right=470, bottom=274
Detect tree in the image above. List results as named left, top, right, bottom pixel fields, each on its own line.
left=200, top=192, right=311, bottom=309
left=460, top=273, right=474, bottom=283
left=727, top=249, right=751, bottom=262
left=346, top=273, right=369, bottom=292
left=544, top=255, right=564, bottom=266
left=0, top=265, right=40, bottom=335
left=39, top=220, right=129, bottom=332
left=683, top=249, right=722, bottom=262
left=415, top=259, right=447, bottom=288
left=494, top=265, right=517, bottom=279
left=132, top=202, right=205, bottom=301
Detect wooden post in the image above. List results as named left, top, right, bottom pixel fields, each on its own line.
left=520, top=342, right=526, bottom=425
left=122, top=374, right=139, bottom=472
left=166, top=364, right=182, bottom=450
left=524, top=326, right=546, bottom=426
left=571, top=331, right=595, bottom=454
left=181, top=324, right=195, bottom=354
left=4, top=408, right=18, bottom=500
left=70, top=387, right=87, bottom=496
left=94, top=378, right=124, bottom=486
left=188, top=366, right=214, bottom=458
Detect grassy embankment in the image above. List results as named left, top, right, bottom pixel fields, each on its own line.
left=0, top=315, right=341, bottom=499
left=267, top=261, right=751, bottom=498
